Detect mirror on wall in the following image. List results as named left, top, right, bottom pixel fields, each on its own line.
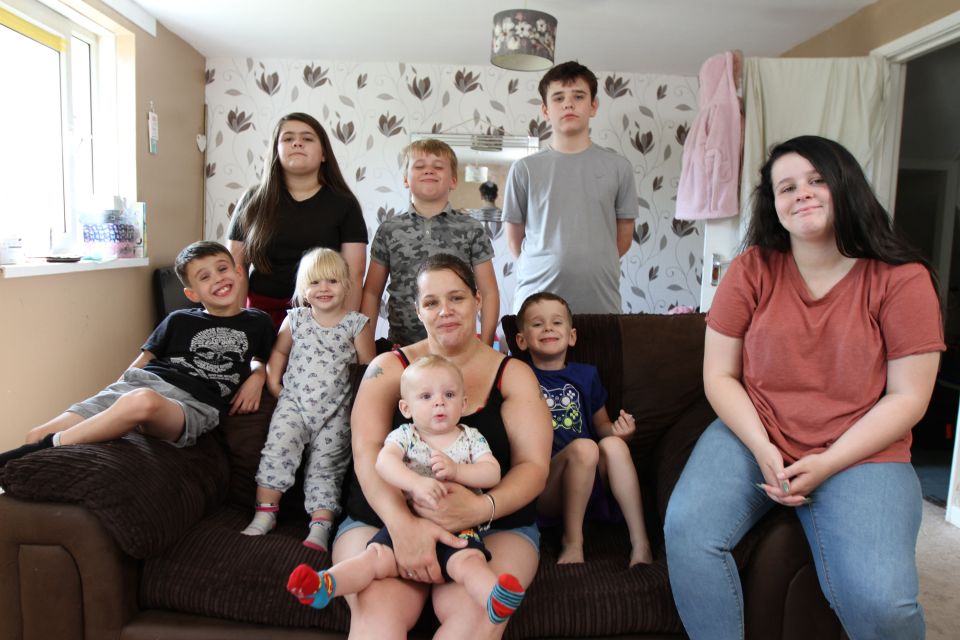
left=409, top=133, right=540, bottom=220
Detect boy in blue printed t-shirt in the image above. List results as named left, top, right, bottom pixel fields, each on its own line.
left=515, top=292, right=652, bottom=566
left=0, top=241, right=275, bottom=469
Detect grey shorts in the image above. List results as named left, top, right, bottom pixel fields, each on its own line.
left=335, top=515, right=541, bottom=555
left=67, top=368, right=220, bottom=448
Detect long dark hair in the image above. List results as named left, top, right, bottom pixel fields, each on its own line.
left=745, top=135, right=934, bottom=281
left=233, top=112, right=358, bottom=273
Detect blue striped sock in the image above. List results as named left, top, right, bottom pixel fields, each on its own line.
left=487, top=574, right=525, bottom=624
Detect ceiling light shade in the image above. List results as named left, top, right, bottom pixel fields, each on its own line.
left=491, top=9, right=557, bottom=72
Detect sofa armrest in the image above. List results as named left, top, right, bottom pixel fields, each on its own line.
left=0, top=431, right=230, bottom=558
left=0, top=495, right=140, bottom=640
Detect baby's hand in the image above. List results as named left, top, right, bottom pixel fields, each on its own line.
left=611, top=410, right=636, bottom=439
left=411, top=476, right=448, bottom=508
left=430, top=450, right=458, bottom=482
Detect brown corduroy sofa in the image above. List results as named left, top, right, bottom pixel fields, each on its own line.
left=0, top=313, right=845, bottom=639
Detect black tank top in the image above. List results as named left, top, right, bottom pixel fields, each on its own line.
left=342, top=350, right=537, bottom=529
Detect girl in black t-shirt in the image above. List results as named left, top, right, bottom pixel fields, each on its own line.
left=227, top=112, right=368, bottom=328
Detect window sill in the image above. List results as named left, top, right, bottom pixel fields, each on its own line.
left=0, top=257, right=149, bottom=279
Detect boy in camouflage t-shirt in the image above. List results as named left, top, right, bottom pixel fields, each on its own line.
left=360, top=139, right=499, bottom=348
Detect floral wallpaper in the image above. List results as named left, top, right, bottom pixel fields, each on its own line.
left=204, top=57, right=702, bottom=322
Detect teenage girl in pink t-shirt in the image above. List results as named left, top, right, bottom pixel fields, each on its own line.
left=665, top=135, right=944, bottom=640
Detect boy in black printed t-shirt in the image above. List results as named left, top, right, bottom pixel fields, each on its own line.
left=0, top=241, right=275, bottom=468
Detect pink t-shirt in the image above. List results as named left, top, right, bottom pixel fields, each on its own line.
left=707, top=246, right=944, bottom=464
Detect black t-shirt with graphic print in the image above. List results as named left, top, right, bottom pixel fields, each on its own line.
left=141, top=308, right=275, bottom=411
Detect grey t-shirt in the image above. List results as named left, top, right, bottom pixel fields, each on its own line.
left=502, top=144, right=639, bottom=314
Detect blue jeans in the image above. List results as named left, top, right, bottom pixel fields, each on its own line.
left=664, top=419, right=925, bottom=640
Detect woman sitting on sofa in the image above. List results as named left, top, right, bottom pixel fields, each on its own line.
left=665, top=135, right=944, bottom=640
left=334, top=253, right=552, bottom=639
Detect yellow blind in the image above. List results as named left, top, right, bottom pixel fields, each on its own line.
left=0, top=6, right=66, bottom=52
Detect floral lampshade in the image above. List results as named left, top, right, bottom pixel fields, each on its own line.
left=491, top=9, right=557, bottom=72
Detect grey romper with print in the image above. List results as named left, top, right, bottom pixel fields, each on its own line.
left=255, top=308, right=368, bottom=514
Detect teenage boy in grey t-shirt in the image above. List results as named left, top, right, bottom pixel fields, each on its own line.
left=503, top=61, right=639, bottom=314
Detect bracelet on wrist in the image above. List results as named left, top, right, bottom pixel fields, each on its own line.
left=479, top=492, right=496, bottom=531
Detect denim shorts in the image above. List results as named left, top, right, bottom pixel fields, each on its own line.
left=67, top=368, right=219, bottom=448
left=335, top=515, right=540, bottom=555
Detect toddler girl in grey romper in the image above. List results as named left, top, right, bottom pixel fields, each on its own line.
left=241, top=248, right=374, bottom=550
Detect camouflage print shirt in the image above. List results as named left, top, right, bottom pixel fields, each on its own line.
left=370, top=204, right=494, bottom=346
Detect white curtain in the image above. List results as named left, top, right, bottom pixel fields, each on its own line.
left=700, top=55, right=898, bottom=311
left=740, top=55, right=897, bottom=218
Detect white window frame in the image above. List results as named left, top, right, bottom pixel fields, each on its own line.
left=1, top=0, right=139, bottom=275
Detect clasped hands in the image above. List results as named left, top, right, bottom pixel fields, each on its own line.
left=395, top=481, right=478, bottom=584
left=755, top=443, right=835, bottom=507
left=394, top=450, right=478, bottom=583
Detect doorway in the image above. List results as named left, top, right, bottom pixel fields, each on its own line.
left=891, top=37, right=960, bottom=511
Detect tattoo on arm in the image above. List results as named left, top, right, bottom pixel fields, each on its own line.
left=362, top=364, right=384, bottom=381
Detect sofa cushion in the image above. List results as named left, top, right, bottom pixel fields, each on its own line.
left=0, top=431, right=229, bottom=559
left=140, top=506, right=349, bottom=632
left=216, top=393, right=312, bottom=522
left=511, top=524, right=684, bottom=637
left=651, top=395, right=716, bottom=524
left=619, top=313, right=708, bottom=451
left=219, top=365, right=366, bottom=517
left=141, top=506, right=681, bottom=638
left=218, top=392, right=278, bottom=511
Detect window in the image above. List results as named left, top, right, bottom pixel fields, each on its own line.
left=0, top=0, right=133, bottom=256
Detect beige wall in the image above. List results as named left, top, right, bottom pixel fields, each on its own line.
left=783, top=0, right=960, bottom=57
left=0, top=10, right=204, bottom=449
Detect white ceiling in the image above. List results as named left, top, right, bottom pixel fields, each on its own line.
left=131, top=0, right=876, bottom=76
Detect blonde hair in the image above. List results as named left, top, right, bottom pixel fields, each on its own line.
left=399, top=355, right=464, bottom=400
left=402, top=138, right=458, bottom=176
left=293, top=248, right=351, bottom=307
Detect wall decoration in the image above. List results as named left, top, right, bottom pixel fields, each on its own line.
left=204, top=58, right=702, bottom=316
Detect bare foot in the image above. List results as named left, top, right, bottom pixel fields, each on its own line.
left=557, top=539, right=584, bottom=564
left=629, top=542, right=653, bottom=567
